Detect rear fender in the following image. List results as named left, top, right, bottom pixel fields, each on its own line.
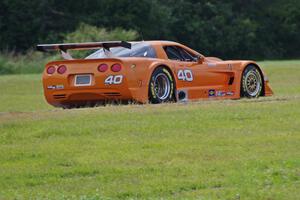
left=148, top=62, right=176, bottom=85
left=128, top=61, right=176, bottom=103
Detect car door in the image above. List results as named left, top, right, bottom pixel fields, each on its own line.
left=163, top=46, right=210, bottom=99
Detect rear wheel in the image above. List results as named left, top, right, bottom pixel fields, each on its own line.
left=241, top=65, right=263, bottom=98
left=149, top=67, right=175, bottom=104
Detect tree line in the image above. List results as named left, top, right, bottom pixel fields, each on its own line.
left=0, top=0, right=299, bottom=59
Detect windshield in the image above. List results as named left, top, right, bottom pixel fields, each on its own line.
left=86, top=42, right=157, bottom=59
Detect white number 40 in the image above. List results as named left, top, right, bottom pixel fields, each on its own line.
left=177, top=70, right=193, bottom=81
left=104, top=75, right=123, bottom=85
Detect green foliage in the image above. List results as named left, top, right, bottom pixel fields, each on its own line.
left=0, top=0, right=299, bottom=59
left=63, top=23, right=138, bottom=58
left=0, top=61, right=300, bottom=199
left=64, top=23, right=138, bottom=43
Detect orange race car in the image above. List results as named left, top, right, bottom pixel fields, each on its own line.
left=37, top=41, right=273, bottom=108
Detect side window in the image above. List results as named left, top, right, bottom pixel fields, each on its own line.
left=164, top=46, right=197, bottom=62
left=164, top=46, right=183, bottom=61
left=177, top=47, right=197, bottom=62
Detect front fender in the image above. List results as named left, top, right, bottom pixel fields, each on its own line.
left=238, top=61, right=273, bottom=97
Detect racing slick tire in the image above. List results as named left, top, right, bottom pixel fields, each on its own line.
left=149, top=67, right=175, bottom=104
left=241, top=65, right=263, bottom=98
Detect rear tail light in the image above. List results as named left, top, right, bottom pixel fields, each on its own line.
left=57, top=65, right=67, bottom=74
left=111, top=63, right=122, bottom=72
left=46, top=66, right=56, bottom=74
left=98, top=64, right=108, bottom=72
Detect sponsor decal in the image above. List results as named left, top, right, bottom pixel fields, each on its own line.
left=208, top=89, right=216, bottom=97
left=104, top=75, right=123, bottom=85
left=177, top=69, right=193, bottom=82
left=226, top=91, right=234, bottom=96
left=208, top=63, right=217, bottom=67
left=215, top=90, right=234, bottom=96
left=47, top=85, right=56, bottom=90
left=47, top=85, right=64, bottom=90
left=56, top=85, right=64, bottom=89
left=216, top=91, right=226, bottom=97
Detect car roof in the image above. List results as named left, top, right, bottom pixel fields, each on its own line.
left=140, top=40, right=201, bottom=57
left=118, top=40, right=201, bottom=58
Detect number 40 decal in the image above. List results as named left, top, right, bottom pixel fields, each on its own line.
left=177, top=69, right=193, bottom=81
left=105, top=75, right=123, bottom=85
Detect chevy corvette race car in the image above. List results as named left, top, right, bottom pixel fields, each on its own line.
left=37, top=40, right=273, bottom=108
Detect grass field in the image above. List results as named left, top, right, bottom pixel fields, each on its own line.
left=0, top=60, right=299, bottom=199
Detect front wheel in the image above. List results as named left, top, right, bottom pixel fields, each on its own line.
left=241, top=65, right=263, bottom=98
left=149, top=67, right=175, bottom=104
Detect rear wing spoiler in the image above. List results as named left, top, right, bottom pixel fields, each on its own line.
left=36, top=41, right=131, bottom=52
left=36, top=41, right=131, bottom=60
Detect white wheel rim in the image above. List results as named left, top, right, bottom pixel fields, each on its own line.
left=154, top=73, right=171, bottom=100
left=245, top=70, right=261, bottom=96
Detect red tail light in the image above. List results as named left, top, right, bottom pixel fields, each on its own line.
left=111, top=63, right=122, bottom=72
left=98, top=64, right=108, bottom=72
left=46, top=66, right=55, bottom=74
left=57, top=65, right=67, bottom=74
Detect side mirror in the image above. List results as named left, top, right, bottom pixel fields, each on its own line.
left=196, top=55, right=204, bottom=63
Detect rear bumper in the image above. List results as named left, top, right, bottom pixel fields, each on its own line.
left=45, top=88, right=132, bottom=107
left=44, top=87, right=149, bottom=107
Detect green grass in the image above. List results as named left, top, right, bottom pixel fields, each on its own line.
left=0, top=60, right=299, bottom=199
